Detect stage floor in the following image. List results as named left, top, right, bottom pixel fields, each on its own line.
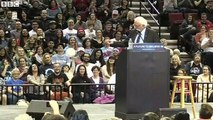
left=0, top=103, right=211, bottom=120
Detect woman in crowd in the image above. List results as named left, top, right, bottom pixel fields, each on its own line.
left=90, top=48, right=105, bottom=67
left=0, top=58, right=14, bottom=80
left=36, top=28, right=46, bottom=47
left=46, top=0, right=62, bottom=19
left=86, top=13, right=102, bottom=30
left=82, top=38, right=94, bottom=55
left=31, top=46, right=44, bottom=67
left=71, top=64, right=93, bottom=103
left=19, top=29, right=30, bottom=47
left=26, top=64, right=46, bottom=101
left=196, top=65, right=213, bottom=102
left=55, top=29, right=67, bottom=46
left=93, top=29, right=104, bottom=48
left=90, top=66, right=105, bottom=101
left=194, top=25, right=208, bottom=51
left=74, top=14, right=87, bottom=30
left=19, top=10, right=31, bottom=31
left=25, top=35, right=38, bottom=58
left=101, top=56, right=116, bottom=83
left=201, top=28, right=213, bottom=73
left=7, top=38, right=18, bottom=59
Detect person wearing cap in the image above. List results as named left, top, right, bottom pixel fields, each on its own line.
left=45, top=20, right=57, bottom=42
left=108, top=10, right=121, bottom=31
left=76, top=27, right=86, bottom=47
left=111, top=16, right=159, bottom=47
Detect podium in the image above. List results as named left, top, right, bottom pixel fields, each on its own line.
left=115, top=43, right=170, bottom=119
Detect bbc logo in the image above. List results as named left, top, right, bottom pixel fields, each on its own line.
left=1, top=1, right=19, bottom=7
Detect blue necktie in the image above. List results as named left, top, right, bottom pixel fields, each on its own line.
left=136, top=32, right=141, bottom=43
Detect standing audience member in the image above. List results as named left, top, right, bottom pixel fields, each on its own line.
left=6, top=68, right=25, bottom=104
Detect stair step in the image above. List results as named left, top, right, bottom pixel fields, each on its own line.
left=130, top=1, right=149, bottom=6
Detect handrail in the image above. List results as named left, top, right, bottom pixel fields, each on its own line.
left=139, top=0, right=161, bottom=38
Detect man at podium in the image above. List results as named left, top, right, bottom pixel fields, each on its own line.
left=111, top=16, right=160, bottom=47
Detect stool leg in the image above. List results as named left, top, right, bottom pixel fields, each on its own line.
left=189, top=80, right=196, bottom=118
left=170, top=81, right=177, bottom=108
left=181, top=79, right=185, bottom=108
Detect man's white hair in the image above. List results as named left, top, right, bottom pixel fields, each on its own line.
left=134, top=16, right=148, bottom=27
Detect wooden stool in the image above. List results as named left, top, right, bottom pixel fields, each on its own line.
left=170, top=76, right=196, bottom=118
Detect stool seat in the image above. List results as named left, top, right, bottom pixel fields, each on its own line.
left=170, top=75, right=196, bottom=118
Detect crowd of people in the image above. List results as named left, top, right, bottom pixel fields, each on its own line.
left=0, top=0, right=136, bottom=105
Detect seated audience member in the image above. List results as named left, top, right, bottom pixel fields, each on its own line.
left=178, top=0, right=197, bottom=13
left=52, top=43, right=71, bottom=67
left=196, top=65, right=213, bottom=102
left=179, top=14, right=197, bottom=53
left=101, top=37, right=114, bottom=62
left=194, top=25, right=208, bottom=51
left=185, top=54, right=203, bottom=79
left=26, top=64, right=46, bottom=101
left=101, top=56, right=116, bottom=83
left=142, top=112, right=160, bottom=120
left=39, top=53, right=54, bottom=77
left=203, top=0, right=213, bottom=23
left=44, top=40, right=56, bottom=55
left=46, top=0, right=62, bottom=19
left=163, top=0, right=178, bottom=13
left=71, top=65, right=93, bottom=103
left=0, top=58, right=14, bottom=80
left=90, top=48, right=106, bottom=67
left=198, top=103, right=213, bottom=120
left=173, top=111, right=190, bottom=120
left=47, top=63, right=70, bottom=100
left=90, top=66, right=105, bottom=100
left=6, top=68, right=25, bottom=104
left=201, top=28, right=213, bottom=72
left=18, top=57, right=29, bottom=83
left=71, top=109, right=89, bottom=120
left=197, top=12, right=213, bottom=32
left=31, top=46, right=44, bottom=67
left=82, top=38, right=94, bottom=55
left=75, top=53, right=95, bottom=78
left=62, top=64, right=75, bottom=82
left=63, top=19, right=77, bottom=39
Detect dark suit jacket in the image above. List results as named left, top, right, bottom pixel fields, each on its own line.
left=111, top=28, right=160, bottom=47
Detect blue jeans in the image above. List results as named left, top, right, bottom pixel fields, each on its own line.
left=7, top=93, right=24, bottom=105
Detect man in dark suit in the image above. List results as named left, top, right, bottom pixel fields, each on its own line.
left=111, top=16, right=160, bottom=47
